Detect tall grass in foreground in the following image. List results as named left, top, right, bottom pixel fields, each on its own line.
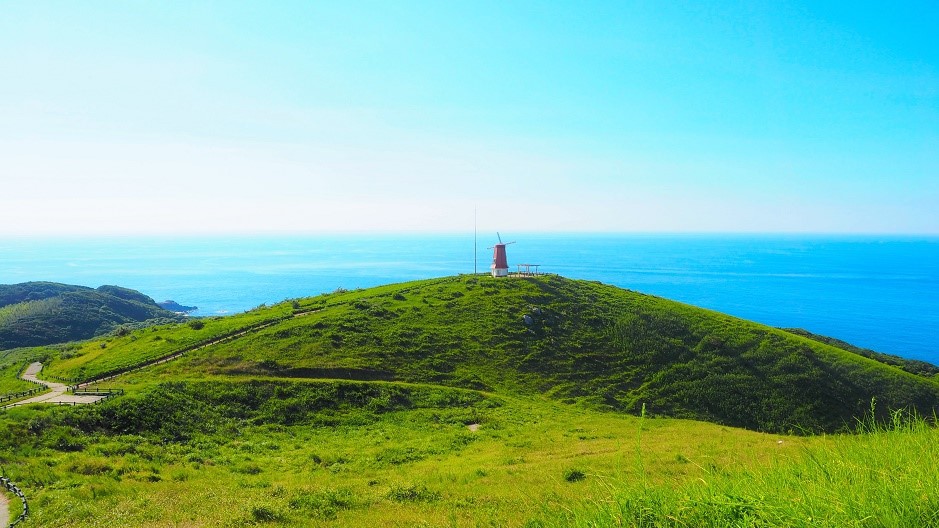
left=537, top=407, right=939, bottom=527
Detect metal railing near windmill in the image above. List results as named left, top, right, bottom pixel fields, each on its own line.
left=515, top=263, right=542, bottom=276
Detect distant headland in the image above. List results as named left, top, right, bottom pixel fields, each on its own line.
left=157, top=300, right=198, bottom=313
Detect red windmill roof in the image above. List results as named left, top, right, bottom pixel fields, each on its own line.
left=492, top=244, right=509, bottom=269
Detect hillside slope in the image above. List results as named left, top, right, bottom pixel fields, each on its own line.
left=782, top=327, right=939, bottom=378
left=49, top=275, right=939, bottom=433
left=0, top=282, right=181, bottom=349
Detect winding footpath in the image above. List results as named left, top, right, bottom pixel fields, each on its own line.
left=70, top=308, right=322, bottom=389
left=6, top=308, right=324, bottom=409
left=3, top=363, right=106, bottom=409
left=0, top=307, right=336, bottom=524
left=0, top=362, right=107, bottom=527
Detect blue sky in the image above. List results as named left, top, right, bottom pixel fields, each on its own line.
left=1, top=1, right=936, bottom=234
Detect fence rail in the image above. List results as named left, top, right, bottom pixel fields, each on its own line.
left=67, top=387, right=124, bottom=395
left=69, top=388, right=125, bottom=404
left=45, top=375, right=80, bottom=383
left=59, top=316, right=300, bottom=387
left=1, top=476, right=29, bottom=527
left=41, top=305, right=334, bottom=390
left=0, top=364, right=53, bottom=404
left=0, top=387, right=45, bottom=404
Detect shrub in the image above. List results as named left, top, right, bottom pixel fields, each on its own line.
left=289, top=488, right=356, bottom=519
left=249, top=505, right=282, bottom=523
left=47, top=427, right=86, bottom=452
left=564, top=468, right=586, bottom=482
left=387, top=483, right=441, bottom=503
left=233, top=462, right=263, bottom=475
left=69, top=458, right=113, bottom=475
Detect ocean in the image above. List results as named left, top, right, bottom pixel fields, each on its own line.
left=1, top=234, right=937, bottom=364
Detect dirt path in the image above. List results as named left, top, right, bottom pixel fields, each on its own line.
left=0, top=491, right=8, bottom=527
left=3, top=363, right=106, bottom=408
left=7, top=309, right=324, bottom=406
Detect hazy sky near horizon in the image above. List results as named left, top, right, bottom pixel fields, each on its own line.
left=1, top=1, right=937, bottom=235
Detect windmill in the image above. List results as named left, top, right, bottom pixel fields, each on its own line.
left=488, top=232, right=516, bottom=278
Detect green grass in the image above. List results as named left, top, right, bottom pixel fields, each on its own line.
left=51, top=274, right=939, bottom=434
left=0, top=362, right=36, bottom=394
left=42, top=302, right=294, bottom=381
left=0, top=347, right=52, bottom=394
left=534, top=409, right=939, bottom=527
left=1, top=377, right=936, bottom=527
left=783, top=327, right=939, bottom=378
left=0, top=378, right=805, bottom=527
left=4, top=274, right=938, bottom=525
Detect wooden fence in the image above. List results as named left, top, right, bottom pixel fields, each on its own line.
left=59, top=318, right=288, bottom=387
left=68, top=387, right=124, bottom=402
left=0, top=388, right=45, bottom=405
left=0, top=476, right=28, bottom=527
left=0, top=364, right=52, bottom=404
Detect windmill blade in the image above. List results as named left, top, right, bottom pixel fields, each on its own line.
left=497, top=232, right=503, bottom=244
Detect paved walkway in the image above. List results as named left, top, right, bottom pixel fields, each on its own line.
left=3, top=363, right=106, bottom=408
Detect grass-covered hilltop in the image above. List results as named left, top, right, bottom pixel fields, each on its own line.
left=1, top=274, right=938, bottom=527
left=42, top=274, right=939, bottom=434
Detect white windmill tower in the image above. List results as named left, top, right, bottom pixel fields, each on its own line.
left=488, top=232, right=516, bottom=278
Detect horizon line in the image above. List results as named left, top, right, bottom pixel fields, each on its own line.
left=2, top=230, right=938, bottom=239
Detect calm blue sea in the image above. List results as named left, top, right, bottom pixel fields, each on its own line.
left=1, top=234, right=937, bottom=364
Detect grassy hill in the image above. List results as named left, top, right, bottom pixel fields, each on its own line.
left=0, top=281, right=182, bottom=349
left=2, top=274, right=939, bottom=526
left=783, top=327, right=939, bottom=378
left=44, top=274, right=939, bottom=434
left=0, top=378, right=812, bottom=527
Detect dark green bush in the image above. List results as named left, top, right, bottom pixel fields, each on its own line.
left=564, top=468, right=586, bottom=482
